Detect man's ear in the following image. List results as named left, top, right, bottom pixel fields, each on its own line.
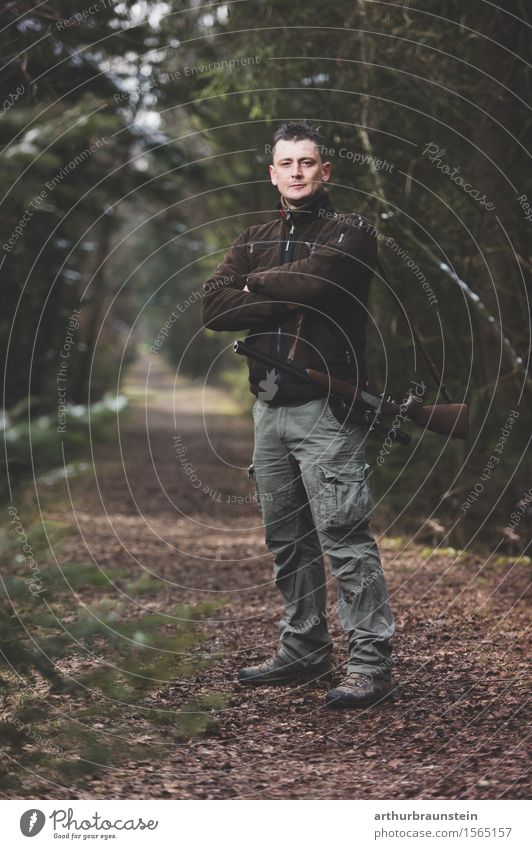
left=269, top=163, right=277, bottom=186
left=322, top=161, right=331, bottom=182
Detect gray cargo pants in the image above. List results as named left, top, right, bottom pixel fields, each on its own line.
left=251, top=395, right=395, bottom=676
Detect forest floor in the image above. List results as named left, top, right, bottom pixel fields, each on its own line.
left=26, top=354, right=530, bottom=800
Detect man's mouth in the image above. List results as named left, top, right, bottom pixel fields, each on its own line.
left=290, top=184, right=305, bottom=188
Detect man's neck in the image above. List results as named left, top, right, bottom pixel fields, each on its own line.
left=280, top=189, right=325, bottom=211
left=282, top=196, right=305, bottom=211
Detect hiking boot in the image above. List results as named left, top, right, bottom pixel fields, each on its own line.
left=325, top=670, right=394, bottom=708
left=238, top=653, right=332, bottom=686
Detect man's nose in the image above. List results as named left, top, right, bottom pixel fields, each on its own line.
left=291, top=163, right=303, bottom=178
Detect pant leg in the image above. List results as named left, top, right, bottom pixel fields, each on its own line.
left=284, top=397, right=395, bottom=676
left=252, top=399, right=333, bottom=667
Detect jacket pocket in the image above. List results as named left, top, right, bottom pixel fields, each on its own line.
left=247, top=239, right=278, bottom=270
left=317, top=462, right=374, bottom=530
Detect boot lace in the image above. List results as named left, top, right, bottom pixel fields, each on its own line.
left=340, top=671, right=371, bottom=689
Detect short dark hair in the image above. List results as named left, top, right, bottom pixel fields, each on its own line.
left=272, top=120, right=325, bottom=156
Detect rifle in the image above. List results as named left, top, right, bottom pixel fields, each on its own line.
left=233, top=339, right=469, bottom=445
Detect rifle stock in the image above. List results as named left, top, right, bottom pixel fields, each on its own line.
left=406, top=403, right=469, bottom=439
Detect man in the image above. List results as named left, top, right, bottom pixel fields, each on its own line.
left=201, top=120, right=395, bottom=708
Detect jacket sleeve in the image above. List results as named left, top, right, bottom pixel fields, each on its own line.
left=245, top=217, right=377, bottom=307
left=201, top=229, right=291, bottom=331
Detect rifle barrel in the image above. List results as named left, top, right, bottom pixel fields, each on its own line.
left=233, top=340, right=469, bottom=440
left=233, top=340, right=315, bottom=386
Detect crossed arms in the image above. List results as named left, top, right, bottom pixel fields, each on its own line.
left=201, top=218, right=377, bottom=331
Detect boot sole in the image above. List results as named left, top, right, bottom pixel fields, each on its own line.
left=238, top=668, right=333, bottom=686
left=324, top=687, right=395, bottom=709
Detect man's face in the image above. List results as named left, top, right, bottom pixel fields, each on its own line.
left=269, top=138, right=331, bottom=208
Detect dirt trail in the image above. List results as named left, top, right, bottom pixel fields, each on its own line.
left=55, top=355, right=530, bottom=799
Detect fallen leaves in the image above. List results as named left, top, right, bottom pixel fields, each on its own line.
left=15, top=364, right=529, bottom=801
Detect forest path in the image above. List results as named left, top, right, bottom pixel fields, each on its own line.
left=54, top=353, right=529, bottom=800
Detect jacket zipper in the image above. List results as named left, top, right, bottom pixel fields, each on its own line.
left=276, top=222, right=296, bottom=373
left=285, top=223, right=295, bottom=254
left=337, top=223, right=349, bottom=244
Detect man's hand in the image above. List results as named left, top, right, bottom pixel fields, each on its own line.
left=243, top=280, right=299, bottom=313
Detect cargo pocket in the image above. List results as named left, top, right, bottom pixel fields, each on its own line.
left=317, top=462, right=373, bottom=530
left=323, top=398, right=362, bottom=434
left=248, top=463, right=263, bottom=519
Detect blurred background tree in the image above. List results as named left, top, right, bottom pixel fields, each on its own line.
left=1, top=0, right=530, bottom=548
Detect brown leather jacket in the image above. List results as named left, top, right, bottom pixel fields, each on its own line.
left=201, top=188, right=377, bottom=404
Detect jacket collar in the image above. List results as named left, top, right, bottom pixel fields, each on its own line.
left=276, top=187, right=334, bottom=225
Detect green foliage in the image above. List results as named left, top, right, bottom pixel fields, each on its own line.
left=0, top=517, right=229, bottom=792
left=1, top=2, right=192, bottom=411
left=1, top=394, right=129, bottom=500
